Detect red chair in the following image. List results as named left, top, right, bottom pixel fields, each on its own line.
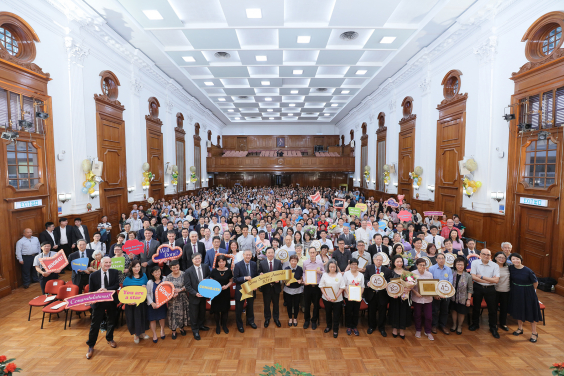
left=41, top=284, right=79, bottom=329
left=28, top=279, right=64, bottom=321
left=359, top=299, right=368, bottom=317
left=67, top=282, right=91, bottom=328
left=539, top=302, right=546, bottom=325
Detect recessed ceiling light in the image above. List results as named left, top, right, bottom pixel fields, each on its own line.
left=261, top=81, right=270, bottom=85
left=340, top=31, right=359, bottom=40
left=331, top=104, right=338, bottom=107
left=325, top=113, right=330, bottom=116
left=235, top=117, right=240, bottom=120
left=182, top=56, right=195, bottom=62
left=267, top=109, right=273, bottom=112
left=214, top=52, right=231, bottom=59
left=265, top=97, right=272, bottom=101
left=143, top=10, right=163, bottom=20
left=246, top=8, right=262, bottom=18
left=356, top=70, right=367, bottom=75
left=218, top=98, right=225, bottom=101
left=269, top=117, right=274, bottom=120
left=204, top=82, right=214, bottom=86
left=341, top=90, right=350, bottom=94
left=291, top=90, right=298, bottom=94
left=228, top=109, right=234, bottom=112
left=256, top=55, right=267, bottom=62
left=293, top=70, right=303, bottom=75
left=289, top=104, right=295, bottom=107
left=380, top=36, right=396, bottom=44
left=297, top=36, right=311, bottom=44
left=288, top=113, right=293, bottom=116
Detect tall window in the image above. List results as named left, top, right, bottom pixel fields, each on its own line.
left=522, top=139, right=557, bottom=188
left=377, top=140, right=386, bottom=191
left=176, top=140, right=185, bottom=191
left=361, top=145, right=368, bottom=188
left=0, top=87, right=45, bottom=133
left=7, top=140, right=39, bottom=189
left=518, top=86, right=564, bottom=130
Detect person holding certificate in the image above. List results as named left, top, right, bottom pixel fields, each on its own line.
left=343, top=258, right=365, bottom=336
left=410, top=258, right=434, bottom=340
left=284, top=254, right=303, bottom=326
left=388, top=255, right=411, bottom=339
left=352, top=241, right=371, bottom=272
left=319, top=260, right=346, bottom=338
left=302, top=247, right=324, bottom=330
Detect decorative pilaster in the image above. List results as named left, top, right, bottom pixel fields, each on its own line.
left=416, top=60, right=434, bottom=200
left=128, top=65, right=145, bottom=201
left=387, top=93, right=398, bottom=193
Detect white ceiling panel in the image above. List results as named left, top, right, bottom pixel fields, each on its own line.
left=284, top=0, right=336, bottom=26
left=182, top=29, right=241, bottom=50
left=248, top=66, right=280, bottom=78
left=151, top=30, right=193, bottom=48
left=329, top=0, right=400, bottom=27
left=236, top=29, right=279, bottom=49
left=219, top=0, right=285, bottom=27
left=168, top=0, right=228, bottom=27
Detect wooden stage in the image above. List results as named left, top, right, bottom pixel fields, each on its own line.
left=2, top=277, right=564, bottom=376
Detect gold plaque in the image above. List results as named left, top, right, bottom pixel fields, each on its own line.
left=436, top=280, right=455, bottom=298
left=417, top=279, right=439, bottom=296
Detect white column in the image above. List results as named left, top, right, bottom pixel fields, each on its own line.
left=164, top=84, right=174, bottom=195
left=416, top=60, right=434, bottom=201
left=470, top=35, right=498, bottom=212
left=387, top=95, right=398, bottom=194
left=128, top=65, right=145, bottom=202
left=354, top=122, right=361, bottom=188
left=185, top=111, right=195, bottom=191
left=201, top=123, right=208, bottom=188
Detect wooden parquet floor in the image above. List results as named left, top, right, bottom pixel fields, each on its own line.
left=2, top=276, right=564, bottom=376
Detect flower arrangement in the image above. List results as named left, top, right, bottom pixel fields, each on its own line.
left=189, top=166, right=198, bottom=183
left=261, top=364, right=312, bottom=376
left=551, top=362, right=564, bottom=376
left=171, top=165, right=178, bottom=186
left=399, top=271, right=418, bottom=300
left=303, top=225, right=317, bottom=237
left=402, top=253, right=415, bottom=268
left=0, top=355, right=21, bottom=375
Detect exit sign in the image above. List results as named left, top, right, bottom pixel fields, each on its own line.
left=519, top=197, right=548, bottom=207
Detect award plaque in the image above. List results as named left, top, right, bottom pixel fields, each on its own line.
left=348, top=285, right=362, bottom=302
left=304, top=270, right=318, bottom=285
left=417, top=279, right=439, bottom=296
left=369, top=274, right=387, bottom=291
left=322, top=286, right=337, bottom=301
left=444, top=253, right=456, bottom=267
left=436, top=280, right=455, bottom=298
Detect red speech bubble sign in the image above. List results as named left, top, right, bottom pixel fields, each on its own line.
left=398, top=210, right=413, bottom=222
left=155, top=281, right=175, bottom=308
left=39, top=250, right=69, bottom=272
left=123, top=239, right=145, bottom=255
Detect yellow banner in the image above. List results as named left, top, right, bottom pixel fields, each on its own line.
left=239, top=269, right=296, bottom=300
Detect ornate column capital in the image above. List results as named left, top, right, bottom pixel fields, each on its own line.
left=473, top=36, right=498, bottom=64
left=64, top=36, right=89, bottom=65
left=130, top=77, right=143, bottom=96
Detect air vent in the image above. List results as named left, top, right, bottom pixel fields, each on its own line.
left=307, top=112, right=316, bottom=115
left=214, top=52, right=231, bottom=59
left=340, top=31, right=359, bottom=40
left=238, top=96, right=248, bottom=99
left=316, top=88, right=328, bottom=92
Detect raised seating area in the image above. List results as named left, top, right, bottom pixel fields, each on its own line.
left=315, top=151, right=341, bottom=157
left=223, top=150, right=342, bottom=157
left=222, top=150, right=248, bottom=157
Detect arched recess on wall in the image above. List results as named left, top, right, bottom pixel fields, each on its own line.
left=376, top=112, right=387, bottom=191
left=361, top=122, right=369, bottom=188
left=175, top=112, right=186, bottom=193
left=193, top=123, right=201, bottom=189
left=341, top=135, right=345, bottom=146
left=217, top=135, right=221, bottom=146
left=350, top=129, right=354, bottom=142
left=94, top=70, right=127, bottom=230
left=207, top=130, right=212, bottom=143
left=398, top=96, right=416, bottom=200
left=146, top=97, right=164, bottom=199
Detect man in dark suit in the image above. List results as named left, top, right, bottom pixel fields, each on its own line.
left=367, top=234, right=390, bottom=258
left=39, top=222, right=59, bottom=250
left=258, top=247, right=282, bottom=328
left=338, top=226, right=356, bottom=251
left=184, top=252, right=211, bottom=340
left=160, top=222, right=178, bottom=244
left=364, top=253, right=393, bottom=337
left=137, top=219, right=155, bottom=241
left=204, top=236, right=227, bottom=268
left=175, top=228, right=190, bottom=249
left=182, top=231, right=207, bottom=271
left=233, top=249, right=258, bottom=333
left=71, top=218, right=90, bottom=245
left=54, top=217, right=73, bottom=261
left=140, top=229, right=160, bottom=275
left=68, top=239, right=94, bottom=293
left=86, top=256, right=119, bottom=359
left=155, top=217, right=169, bottom=242
left=460, top=238, right=478, bottom=258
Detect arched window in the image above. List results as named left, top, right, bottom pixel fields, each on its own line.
left=522, top=12, right=564, bottom=62
left=0, top=27, right=18, bottom=56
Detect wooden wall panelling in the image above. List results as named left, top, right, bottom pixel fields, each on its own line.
left=207, top=156, right=355, bottom=172
left=376, top=112, right=387, bottom=193
left=175, top=112, right=186, bottom=193
left=398, top=97, right=416, bottom=201
left=211, top=173, right=350, bottom=188
left=145, top=97, right=164, bottom=200
left=194, top=123, right=201, bottom=189
left=222, top=135, right=340, bottom=154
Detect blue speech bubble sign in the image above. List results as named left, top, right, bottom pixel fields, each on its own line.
left=71, top=257, right=89, bottom=272
left=378, top=220, right=387, bottom=230
left=198, top=279, right=222, bottom=301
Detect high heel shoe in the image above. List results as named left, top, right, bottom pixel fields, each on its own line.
left=293, top=321, right=298, bottom=327
left=153, top=338, right=158, bottom=343
left=399, top=334, right=405, bottom=339
left=392, top=333, right=398, bottom=338
left=513, top=328, right=524, bottom=336
left=161, top=333, right=165, bottom=340
left=288, top=320, right=292, bottom=327
left=530, top=333, right=538, bottom=343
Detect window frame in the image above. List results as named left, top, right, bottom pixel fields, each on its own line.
left=519, top=136, right=559, bottom=191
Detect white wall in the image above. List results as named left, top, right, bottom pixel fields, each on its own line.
left=337, top=0, right=557, bottom=215
left=3, top=0, right=223, bottom=215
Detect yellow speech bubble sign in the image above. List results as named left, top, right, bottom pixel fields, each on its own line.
left=118, top=285, right=147, bottom=307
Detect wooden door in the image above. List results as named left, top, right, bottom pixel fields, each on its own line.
left=10, top=207, right=45, bottom=289
left=147, top=130, right=164, bottom=199
left=519, top=207, right=553, bottom=277
left=398, top=125, right=414, bottom=200
left=237, top=137, right=247, bottom=151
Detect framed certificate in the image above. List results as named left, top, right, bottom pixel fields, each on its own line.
left=322, top=286, right=337, bottom=301
left=418, top=279, right=439, bottom=296
left=357, top=256, right=368, bottom=269
left=305, top=270, right=318, bottom=285
left=348, top=285, right=362, bottom=302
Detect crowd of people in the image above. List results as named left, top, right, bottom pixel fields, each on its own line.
left=16, top=186, right=543, bottom=360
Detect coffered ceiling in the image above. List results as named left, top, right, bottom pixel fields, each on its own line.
left=84, top=0, right=476, bottom=126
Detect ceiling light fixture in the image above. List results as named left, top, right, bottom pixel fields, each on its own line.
left=246, top=8, right=262, bottom=18
left=182, top=56, right=195, bottom=62
left=291, top=90, right=298, bottom=94
left=235, top=117, right=240, bottom=120
left=261, top=81, right=270, bottom=85
left=325, top=113, right=330, bottom=116
left=293, top=70, right=303, bottom=75
left=143, top=10, right=163, bottom=20
left=227, top=109, right=234, bottom=112
left=341, top=90, right=350, bottom=94
left=269, top=117, right=274, bottom=120
left=289, top=104, right=295, bottom=107
left=380, top=36, right=396, bottom=44
left=218, top=98, right=225, bottom=101
left=297, top=36, right=311, bottom=43
left=267, top=109, right=273, bottom=112
left=288, top=113, right=293, bottom=116
left=340, top=31, right=359, bottom=40
left=265, top=97, right=272, bottom=101
left=256, top=55, right=267, bottom=62
left=214, top=52, right=231, bottom=59
left=204, top=82, right=214, bottom=86
left=331, top=104, right=338, bottom=107
left=356, top=70, right=367, bottom=75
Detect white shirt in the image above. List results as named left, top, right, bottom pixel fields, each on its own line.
left=47, top=230, right=57, bottom=245
left=319, top=273, right=346, bottom=302
left=127, top=218, right=143, bottom=232
left=470, top=260, right=500, bottom=286
left=355, top=228, right=370, bottom=245
left=343, top=270, right=365, bottom=299
left=78, top=226, right=86, bottom=240
left=59, top=226, right=68, bottom=245
left=424, top=234, right=445, bottom=250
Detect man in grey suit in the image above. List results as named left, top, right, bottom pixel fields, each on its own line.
left=258, top=247, right=282, bottom=328
left=184, top=253, right=210, bottom=340
left=140, top=229, right=160, bottom=275
left=338, top=226, right=356, bottom=251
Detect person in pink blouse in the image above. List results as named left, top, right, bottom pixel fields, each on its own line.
left=411, top=258, right=435, bottom=341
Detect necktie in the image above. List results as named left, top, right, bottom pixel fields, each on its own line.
left=433, top=236, right=435, bottom=245
left=269, top=261, right=273, bottom=271
left=193, top=244, right=196, bottom=254
left=80, top=252, right=84, bottom=259
left=104, top=272, right=109, bottom=288
left=145, top=241, right=149, bottom=255
left=184, top=238, right=187, bottom=244
left=376, top=267, right=379, bottom=274
left=246, top=263, right=250, bottom=276
left=197, top=267, right=203, bottom=282
left=378, top=246, right=381, bottom=253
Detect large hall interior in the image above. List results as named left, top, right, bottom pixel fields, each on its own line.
left=1, top=0, right=564, bottom=375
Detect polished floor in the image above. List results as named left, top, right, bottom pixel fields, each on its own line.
left=2, top=276, right=564, bottom=376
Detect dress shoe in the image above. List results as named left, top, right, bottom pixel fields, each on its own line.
left=107, top=340, right=117, bottom=348
left=179, top=329, right=187, bottom=336
left=324, top=327, right=331, bottom=333
left=367, top=327, right=374, bottom=334
left=352, top=329, right=359, bottom=336
left=247, top=322, right=257, bottom=329
left=491, top=328, right=500, bottom=339
left=199, top=326, right=210, bottom=331
left=530, top=333, right=538, bottom=343
left=238, top=326, right=244, bottom=333
left=380, top=330, right=387, bottom=338
left=399, top=334, right=405, bottom=340
left=216, top=326, right=221, bottom=335
left=311, top=322, right=317, bottom=330
left=274, top=319, right=281, bottom=327
left=153, top=338, right=158, bottom=343
left=303, top=321, right=310, bottom=329
left=293, top=321, right=297, bottom=327
left=440, top=327, right=450, bottom=335
left=333, top=332, right=338, bottom=338
left=431, top=327, right=437, bottom=334
left=223, top=326, right=229, bottom=334
left=86, top=347, right=93, bottom=359
left=193, top=332, right=201, bottom=341
left=264, top=319, right=270, bottom=328
left=468, top=325, right=479, bottom=331
left=23, top=285, right=29, bottom=289
left=172, top=332, right=177, bottom=340
left=500, top=325, right=509, bottom=331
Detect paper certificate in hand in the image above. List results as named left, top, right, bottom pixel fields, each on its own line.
left=305, top=270, right=318, bottom=285
left=322, top=286, right=337, bottom=301
left=348, top=285, right=362, bottom=302
left=357, top=256, right=368, bottom=269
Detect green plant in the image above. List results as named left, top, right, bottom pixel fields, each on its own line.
left=260, top=363, right=313, bottom=376
left=0, top=355, right=21, bottom=375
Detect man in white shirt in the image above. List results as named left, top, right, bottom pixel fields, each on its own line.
left=355, top=221, right=370, bottom=246
left=126, top=211, right=143, bottom=232
left=469, top=248, right=501, bottom=338
left=319, top=230, right=334, bottom=253
left=16, top=228, right=40, bottom=288
left=424, top=226, right=444, bottom=252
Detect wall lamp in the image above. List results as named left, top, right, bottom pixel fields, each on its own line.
left=393, top=182, right=398, bottom=187
left=427, top=185, right=435, bottom=192
left=58, top=193, right=72, bottom=203
left=164, top=183, right=169, bottom=188
left=491, top=192, right=505, bottom=202
left=89, top=190, right=99, bottom=199
left=127, top=186, right=135, bottom=193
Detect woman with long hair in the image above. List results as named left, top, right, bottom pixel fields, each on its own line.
left=146, top=266, right=167, bottom=342
left=123, top=260, right=149, bottom=343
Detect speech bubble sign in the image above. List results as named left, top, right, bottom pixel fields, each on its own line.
left=110, top=257, right=125, bottom=272
left=40, top=250, right=69, bottom=272
left=333, top=198, right=345, bottom=209
left=348, top=207, right=362, bottom=217
left=118, top=286, right=147, bottom=306
left=378, top=220, right=387, bottom=230
left=155, top=281, right=175, bottom=308
left=123, top=239, right=145, bottom=255
left=152, top=245, right=183, bottom=263
left=64, top=291, right=115, bottom=308
left=398, top=210, right=413, bottom=222
left=71, top=257, right=89, bottom=272
left=198, top=279, right=222, bottom=301
left=355, top=203, right=367, bottom=212
left=385, top=198, right=399, bottom=208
